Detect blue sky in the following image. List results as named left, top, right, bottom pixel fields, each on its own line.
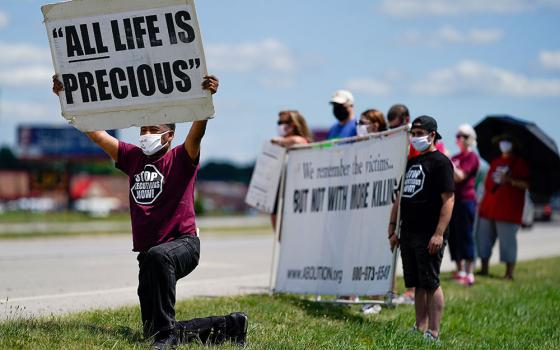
left=1, top=0, right=559, bottom=164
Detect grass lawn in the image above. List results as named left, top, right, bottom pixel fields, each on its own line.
left=1, top=257, right=559, bottom=349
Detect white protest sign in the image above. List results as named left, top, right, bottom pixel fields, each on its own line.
left=245, top=142, right=287, bottom=214
left=42, top=0, right=213, bottom=131
left=273, top=130, right=408, bottom=296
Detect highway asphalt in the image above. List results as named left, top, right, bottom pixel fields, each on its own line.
left=1, top=221, right=558, bottom=319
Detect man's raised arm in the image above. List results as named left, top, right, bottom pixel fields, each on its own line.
left=184, top=75, right=219, bottom=160
left=86, top=131, right=119, bottom=162
left=52, top=75, right=119, bottom=162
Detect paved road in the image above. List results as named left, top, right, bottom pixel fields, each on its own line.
left=1, top=222, right=559, bottom=319
left=0, top=232, right=273, bottom=319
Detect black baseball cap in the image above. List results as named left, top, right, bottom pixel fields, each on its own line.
left=411, top=115, right=442, bottom=140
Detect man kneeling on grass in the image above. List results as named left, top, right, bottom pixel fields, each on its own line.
left=388, top=116, right=455, bottom=342
left=52, top=75, right=248, bottom=350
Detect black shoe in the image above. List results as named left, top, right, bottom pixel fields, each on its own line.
left=152, top=330, right=179, bottom=350
left=226, top=312, right=248, bottom=346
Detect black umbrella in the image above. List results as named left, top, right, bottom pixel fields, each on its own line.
left=474, top=115, right=560, bottom=196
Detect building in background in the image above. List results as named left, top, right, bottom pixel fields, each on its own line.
left=1, top=126, right=256, bottom=216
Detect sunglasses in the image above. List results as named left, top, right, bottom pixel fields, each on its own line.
left=456, top=134, right=469, bottom=139
left=277, top=120, right=290, bottom=125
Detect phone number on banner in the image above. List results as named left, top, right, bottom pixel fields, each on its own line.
left=351, top=265, right=391, bottom=281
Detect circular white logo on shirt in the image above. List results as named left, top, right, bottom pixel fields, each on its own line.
left=131, top=164, right=164, bottom=205
left=402, top=164, right=425, bottom=198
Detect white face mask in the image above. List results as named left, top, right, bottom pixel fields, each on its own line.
left=411, top=135, right=431, bottom=152
left=357, top=124, right=369, bottom=137
left=499, top=140, right=512, bottom=154
left=277, top=125, right=289, bottom=137
left=139, top=131, right=170, bottom=156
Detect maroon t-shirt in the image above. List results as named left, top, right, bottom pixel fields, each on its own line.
left=116, top=141, right=198, bottom=252
left=451, top=150, right=480, bottom=201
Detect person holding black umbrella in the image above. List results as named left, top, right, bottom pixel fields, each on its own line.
left=476, top=135, right=529, bottom=280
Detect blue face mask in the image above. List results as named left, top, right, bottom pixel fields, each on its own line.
left=410, top=135, right=431, bottom=152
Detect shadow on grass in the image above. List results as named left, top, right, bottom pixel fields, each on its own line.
left=282, top=295, right=369, bottom=325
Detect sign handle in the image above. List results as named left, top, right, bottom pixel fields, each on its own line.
left=387, top=127, right=410, bottom=306
left=268, top=151, right=289, bottom=295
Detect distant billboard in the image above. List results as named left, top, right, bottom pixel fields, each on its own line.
left=17, top=125, right=118, bottom=159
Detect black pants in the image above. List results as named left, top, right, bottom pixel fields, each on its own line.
left=137, top=235, right=228, bottom=340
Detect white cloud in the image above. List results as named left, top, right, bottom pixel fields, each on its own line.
left=411, top=60, right=560, bottom=97
left=0, top=11, right=8, bottom=28
left=206, top=39, right=297, bottom=73
left=539, top=50, right=560, bottom=70
left=0, top=42, right=52, bottom=64
left=468, top=28, right=504, bottom=44
left=1, top=101, right=54, bottom=121
left=401, top=26, right=503, bottom=46
left=344, top=78, right=391, bottom=96
left=0, top=42, right=53, bottom=88
left=380, top=0, right=559, bottom=17
left=0, top=65, right=53, bottom=87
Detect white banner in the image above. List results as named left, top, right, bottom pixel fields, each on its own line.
left=245, top=142, right=287, bottom=214
left=274, top=130, right=408, bottom=296
left=42, top=0, right=213, bottom=131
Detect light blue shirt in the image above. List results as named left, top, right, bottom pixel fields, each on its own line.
left=327, top=119, right=357, bottom=140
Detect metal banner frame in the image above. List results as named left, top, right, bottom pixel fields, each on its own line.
left=269, top=125, right=410, bottom=308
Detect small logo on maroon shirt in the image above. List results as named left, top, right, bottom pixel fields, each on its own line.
left=131, top=164, right=164, bottom=205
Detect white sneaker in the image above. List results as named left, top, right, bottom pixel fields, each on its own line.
left=362, top=304, right=382, bottom=314
left=393, top=292, right=415, bottom=305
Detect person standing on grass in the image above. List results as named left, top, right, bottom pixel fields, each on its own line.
left=356, top=109, right=387, bottom=137
left=388, top=116, right=455, bottom=342
left=327, top=90, right=357, bottom=140
left=387, top=103, right=411, bottom=130
left=272, top=109, right=314, bottom=147
left=388, top=104, right=449, bottom=158
left=449, top=124, right=480, bottom=286
left=476, top=135, right=529, bottom=280
left=270, top=110, right=313, bottom=230
left=386, top=103, right=416, bottom=304
left=52, top=75, right=248, bottom=350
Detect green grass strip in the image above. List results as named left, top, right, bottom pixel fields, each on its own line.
left=1, top=257, right=559, bottom=349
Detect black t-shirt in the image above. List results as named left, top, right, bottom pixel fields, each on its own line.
left=400, top=150, right=455, bottom=240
